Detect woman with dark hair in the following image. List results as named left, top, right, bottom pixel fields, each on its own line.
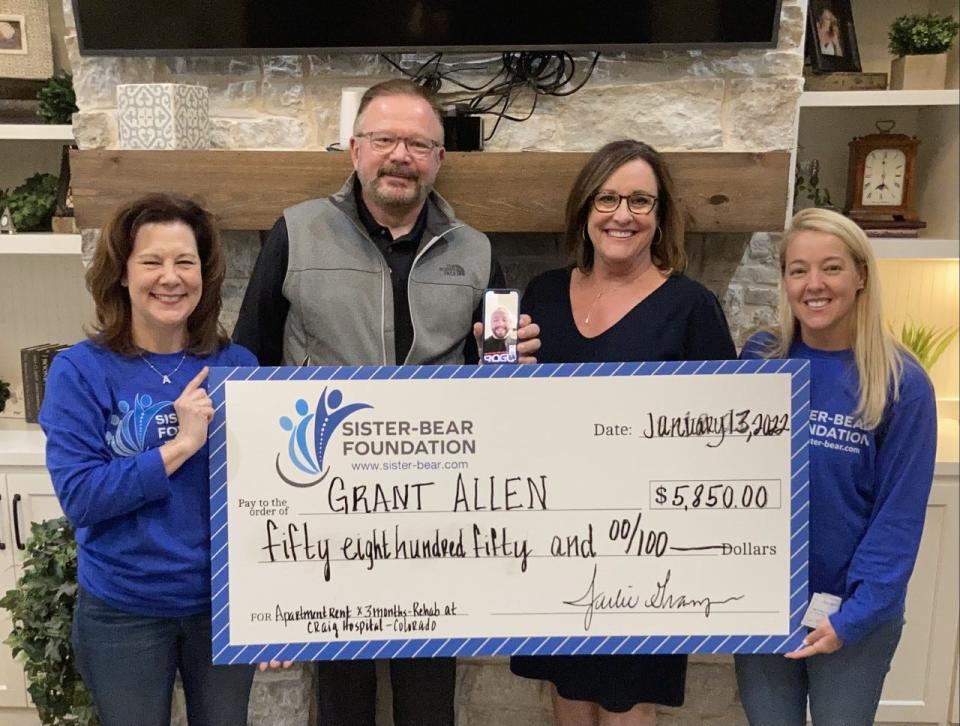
left=510, top=140, right=736, bottom=726
left=39, top=193, right=257, bottom=726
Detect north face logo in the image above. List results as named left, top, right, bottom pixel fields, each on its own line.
left=440, top=264, right=465, bottom=276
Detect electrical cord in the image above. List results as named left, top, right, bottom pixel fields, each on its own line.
left=379, top=50, right=602, bottom=141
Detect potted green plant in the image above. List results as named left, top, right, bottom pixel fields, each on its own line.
left=0, top=173, right=60, bottom=232
left=888, top=13, right=960, bottom=90
left=897, top=320, right=958, bottom=373
left=0, top=518, right=99, bottom=726
left=37, top=73, right=79, bottom=126
left=794, top=159, right=835, bottom=214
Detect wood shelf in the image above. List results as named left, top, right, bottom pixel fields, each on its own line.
left=0, top=124, right=74, bottom=141
left=800, top=90, right=960, bottom=107
left=870, top=237, right=959, bottom=260
left=70, top=149, right=791, bottom=233
left=0, top=234, right=81, bottom=255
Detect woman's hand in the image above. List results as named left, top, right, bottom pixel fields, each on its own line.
left=516, top=314, right=541, bottom=364
left=160, top=367, right=214, bottom=476
left=258, top=660, right=294, bottom=672
left=472, top=314, right=541, bottom=365
left=784, top=617, right=843, bottom=659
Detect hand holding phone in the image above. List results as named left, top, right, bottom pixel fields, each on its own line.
left=481, top=289, right=520, bottom=364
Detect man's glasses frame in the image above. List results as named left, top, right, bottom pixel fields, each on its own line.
left=355, top=132, right=443, bottom=158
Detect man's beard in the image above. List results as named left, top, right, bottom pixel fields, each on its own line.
left=366, top=164, right=428, bottom=211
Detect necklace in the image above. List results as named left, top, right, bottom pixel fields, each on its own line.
left=140, top=352, right=187, bottom=384
left=582, top=273, right=644, bottom=325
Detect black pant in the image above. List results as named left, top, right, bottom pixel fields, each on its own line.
left=316, top=658, right=456, bottom=726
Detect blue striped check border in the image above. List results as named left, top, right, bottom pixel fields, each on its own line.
left=209, top=359, right=810, bottom=664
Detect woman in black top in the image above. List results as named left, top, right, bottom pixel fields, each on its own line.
left=511, top=140, right=736, bottom=725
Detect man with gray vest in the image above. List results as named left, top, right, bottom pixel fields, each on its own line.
left=233, top=79, right=540, bottom=726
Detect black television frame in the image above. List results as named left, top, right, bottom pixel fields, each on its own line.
left=72, top=0, right=783, bottom=57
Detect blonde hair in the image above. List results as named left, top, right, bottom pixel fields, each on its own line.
left=763, top=208, right=905, bottom=430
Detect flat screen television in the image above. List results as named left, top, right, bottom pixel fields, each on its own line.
left=73, top=0, right=783, bottom=56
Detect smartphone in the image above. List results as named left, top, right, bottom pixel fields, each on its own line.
left=481, top=288, right=520, bottom=364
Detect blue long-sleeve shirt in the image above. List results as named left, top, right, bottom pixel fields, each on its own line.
left=741, top=334, right=937, bottom=644
left=39, top=339, right=256, bottom=617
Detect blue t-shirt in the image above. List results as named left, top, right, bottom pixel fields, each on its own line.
left=40, top=339, right=257, bottom=617
left=741, top=333, right=937, bottom=644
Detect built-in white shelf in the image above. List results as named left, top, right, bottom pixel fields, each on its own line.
left=0, top=419, right=45, bottom=467
left=0, top=234, right=82, bottom=255
left=871, top=237, right=960, bottom=260
left=0, top=124, right=74, bottom=141
left=800, top=90, right=960, bottom=108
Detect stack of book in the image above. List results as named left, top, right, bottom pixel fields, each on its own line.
left=20, top=344, right=69, bottom=423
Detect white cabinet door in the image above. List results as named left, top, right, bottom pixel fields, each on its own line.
left=876, top=475, right=960, bottom=723
left=0, top=475, right=28, bottom=710
left=3, top=472, right=64, bottom=573
left=951, top=647, right=959, bottom=724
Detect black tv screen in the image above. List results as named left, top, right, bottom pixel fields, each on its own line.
left=73, top=0, right=783, bottom=56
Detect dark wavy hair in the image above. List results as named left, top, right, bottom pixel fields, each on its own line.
left=85, top=193, right=228, bottom=356
left=565, top=139, right=687, bottom=274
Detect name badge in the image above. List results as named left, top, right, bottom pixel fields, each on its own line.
left=801, top=592, right=842, bottom=629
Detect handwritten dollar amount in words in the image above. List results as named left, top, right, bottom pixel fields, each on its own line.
left=650, top=480, right=780, bottom=511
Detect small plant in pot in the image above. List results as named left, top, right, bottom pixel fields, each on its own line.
left=0, top=173, right=60, bottom=232
left=37, top=73, right=79, bottom=126
left=888, top=13, right=960, bottom=90
left=794, top=159, right=835, bottom=214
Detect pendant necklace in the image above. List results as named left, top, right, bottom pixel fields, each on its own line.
left=140, top=352, right=187, bottom=384
left=583, top=272, right=644, bottom=325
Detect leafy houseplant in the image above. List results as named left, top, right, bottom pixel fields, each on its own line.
left=0, top=173, right=60, bottom=232
left=37, top=73, right=79, bottom=126
left=888, top=14, right=960, bottom=89
left=0, top=518, right=98, bottom=726
left=794, top=159, right=834, bottom=213
left=897, top=320, right=959, bottom=373
left=889, top=14, right=960, bottom=56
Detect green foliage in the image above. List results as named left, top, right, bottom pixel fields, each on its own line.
left=0, top=173, right=60, bottom=232
left=0, top=518, right=98, bottom=726
left=0, top=379, right=10, bottom=413
left=37, top=73, right=78, bottom=125
left=898, top=320, right=959, bottom=372
left=888, top=14, right=960, bottom=56
left=794, top=160, right=833, bottom=212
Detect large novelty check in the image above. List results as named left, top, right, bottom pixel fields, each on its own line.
left=209, top=360, right=810, bottom=664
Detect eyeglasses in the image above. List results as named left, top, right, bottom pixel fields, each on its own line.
left=355, top=132, right=442, bottom=158
left=592, top=192, right=658, bottom=215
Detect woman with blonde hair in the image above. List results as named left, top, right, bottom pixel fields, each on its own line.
left=734, top=207, right=937, bottom=725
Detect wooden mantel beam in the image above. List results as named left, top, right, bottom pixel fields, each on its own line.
left=71, top=149, right=789, bottom=233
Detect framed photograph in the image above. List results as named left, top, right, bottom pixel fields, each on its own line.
left=0, top=15, right=27, bottom=55
left=806, top=0, right=862, bottom=73
left=0, top=0, right=53, bottom=79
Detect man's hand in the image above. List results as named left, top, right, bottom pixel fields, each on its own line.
left=785, top=617, right=843, bottom=659
left=258, top=660, right=294, bottom=672
left=472, top=314, right=541, bottom=365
